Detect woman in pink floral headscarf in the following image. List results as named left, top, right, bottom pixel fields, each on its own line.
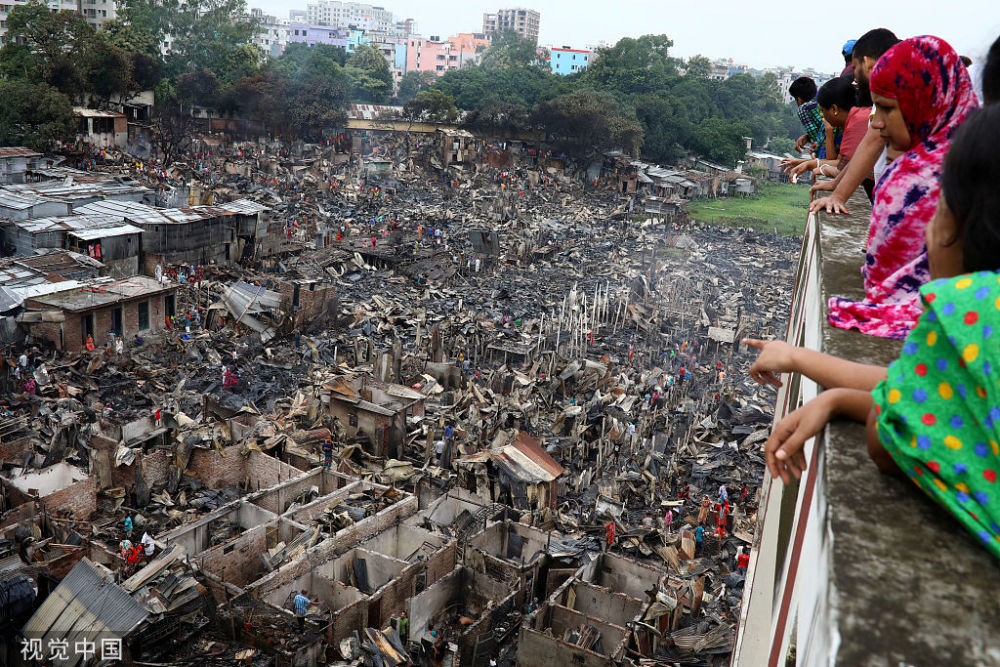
left=828, top=36, right=979, bottom=339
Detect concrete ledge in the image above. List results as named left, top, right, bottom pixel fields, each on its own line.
left=818, top=204, right=1000, bottom=664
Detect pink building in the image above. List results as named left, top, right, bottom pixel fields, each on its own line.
left=405, top=37, right=480, bottom=76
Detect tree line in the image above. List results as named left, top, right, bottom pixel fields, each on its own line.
left=0, top=0, right=800, bottom=165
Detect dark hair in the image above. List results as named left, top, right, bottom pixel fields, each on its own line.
left=853, top=28, right=900, bottom=62
left=940, top=106, right=1000, bottom=273
left=817, top=75, right=856, bottom=112
left=789, top=77, right=817, bottom=102
left=960, top=55, right=972, bottom=67
left=985, top=34, right=1000, bottom=105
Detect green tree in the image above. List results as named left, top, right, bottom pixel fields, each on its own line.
left=402, top=89, right=458, bottom=122
left=396, top=70, right=437, bottom=103
left=689, top=117, right=749, bottom=166
left=480, top=30, right=542, bottom=70
left=101, top=17, right=159, bottom=57
left=767, top=136, right=796, bottom=155
left=532, top=90, right=643, bottom=156
left=0, top=1, right=97, bottom=99
left=685, top=54, right=712, bottom=78
left=175, top=69, right=220, bottom=108
left=346, top=44, right=392, bottom=103
left=117, top=0, right=260, bottom=85
left=0, top=81, right=76, bottom=150
left=462, top=96, right=530, bottom=136
left=87, top=36, right=138, bottom=103
left=585, top=35, right=678, bottom=94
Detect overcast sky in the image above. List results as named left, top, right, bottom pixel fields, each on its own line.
left=251, top=0, right=1000, bottom=73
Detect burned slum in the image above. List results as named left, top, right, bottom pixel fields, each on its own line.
left=0, top=123, right=798, bottom=667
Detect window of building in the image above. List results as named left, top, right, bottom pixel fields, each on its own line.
left=138, top=300, right=149, bottom=331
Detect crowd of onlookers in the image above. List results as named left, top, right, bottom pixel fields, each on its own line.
left=748, top=30, right=1000, bottom=559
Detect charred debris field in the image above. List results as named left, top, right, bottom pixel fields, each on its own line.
left=2, top=132, right=800, bottom=666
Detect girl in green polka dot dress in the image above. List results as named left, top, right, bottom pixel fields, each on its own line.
left=745, top=105, right=1000, bottom=559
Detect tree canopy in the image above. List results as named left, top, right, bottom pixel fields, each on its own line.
left=434, top=34, right=799, bottom=165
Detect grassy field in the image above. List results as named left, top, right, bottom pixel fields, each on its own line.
left=687, top=182, right=812, bottom=236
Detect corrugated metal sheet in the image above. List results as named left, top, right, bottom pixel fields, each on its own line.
left=11, top=213, right=125, bottom=234
left=0, top=147, right=41, bottom=158
left=67, top=224, right=143, bottom=241
left=511, top=432, right=564, bottom=479
left=219, top=198, right=270, bottom=214
left=76, top=199, right=235, bottom=225
left=0, top=188, right=48, bottom=210
left=23, top=559, right=149, bottom=644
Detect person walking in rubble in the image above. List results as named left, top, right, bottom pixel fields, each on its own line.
left=322, top=437, right=334, bottom=469
left=293, top=589, right=315, bottom=632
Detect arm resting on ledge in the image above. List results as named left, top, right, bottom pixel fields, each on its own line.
left=765, top=387, right=874, bottom=483
left=745, top=338, right=887, bottom=391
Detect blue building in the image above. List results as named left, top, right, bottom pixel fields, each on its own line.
left=549, top=46, right=590, bottom=75
left=346, top=29, right=367, bottom=53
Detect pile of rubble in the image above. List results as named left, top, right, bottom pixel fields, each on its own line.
left=0, top=131, right=798, bottom=666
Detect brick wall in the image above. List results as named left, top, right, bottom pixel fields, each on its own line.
left=275, top=281, right=338, bottom=329
left=188, top=445, right=244, bottom=488
left=248, top=496, right=418, bottom=599
left=0, top=436, right=31, bottom=462
left=40, top=476, right=97, bottom=520
left=424, top=540, right=458, bottom=588
left=194, top=525, right=268, bottom=588
left=27, top=294, right=169, bottom=354
left=188, top=445, right=302, bottom=491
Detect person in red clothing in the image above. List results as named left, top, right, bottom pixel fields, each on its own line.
left=604, top=522, right=615, bottom=549
left=736, top=547, right=750, bottom=574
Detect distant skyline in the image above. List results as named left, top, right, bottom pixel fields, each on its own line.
left=252, top=0, right=1000, bottom=73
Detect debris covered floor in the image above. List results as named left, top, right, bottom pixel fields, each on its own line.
left=0, top=131, right=798, bottom=666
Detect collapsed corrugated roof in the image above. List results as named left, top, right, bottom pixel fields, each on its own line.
left=22, top=558, right=150, bottom=662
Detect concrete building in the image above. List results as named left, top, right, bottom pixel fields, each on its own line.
left=449, top=32, right=490, bottom=53
left=250, top=8, right=290, bottom=57
left=20, top=275, right=179, bottom=353
left=405, top=37, right=480, bottom=76
left=304, top=0, right=394, bottom=33
left=482, top=7, right=540, bottom=41
left=74, top=108, right=128, bottom=150
left=0, top=0, right=116, bottom=44
left=286, top=22, right=348, bottom=48
left=548, top=46, right=590, bottom=75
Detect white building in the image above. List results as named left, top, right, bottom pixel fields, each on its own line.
left=482, top=7, right=540, bottom=41
left=250, top=8, right=290, bottom=58
left=1, top=0, right=116, bottom=44
left=304, top=1, right=394, bottom=33
left=766, top=66, right=837, bottom=104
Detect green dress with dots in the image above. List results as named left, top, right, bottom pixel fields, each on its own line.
left=873, top=271, right=1000, bottom=559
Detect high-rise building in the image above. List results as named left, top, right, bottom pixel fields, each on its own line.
left=304, top=1, right=394, bottom=33
left=482, top=7, right=540, bottom=42
left=1, top=0, right=117, bottom=44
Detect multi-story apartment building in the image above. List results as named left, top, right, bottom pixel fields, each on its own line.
left=305, top=1, right=393, bottom=32
left=405, top=36, right=480, bottom=76
left=482, top=7, right=539, bottom=41
left=1, top=0, right=116, bottom=43
left=250, top=8, right=290, bottom=58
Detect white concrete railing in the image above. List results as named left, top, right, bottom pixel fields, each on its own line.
left=732, top=211, right=832, bottom=666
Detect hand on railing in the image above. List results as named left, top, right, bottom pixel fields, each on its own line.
left=809, top=192, right=850, bottom=215
left=764, top=397, right=831, bottom=483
